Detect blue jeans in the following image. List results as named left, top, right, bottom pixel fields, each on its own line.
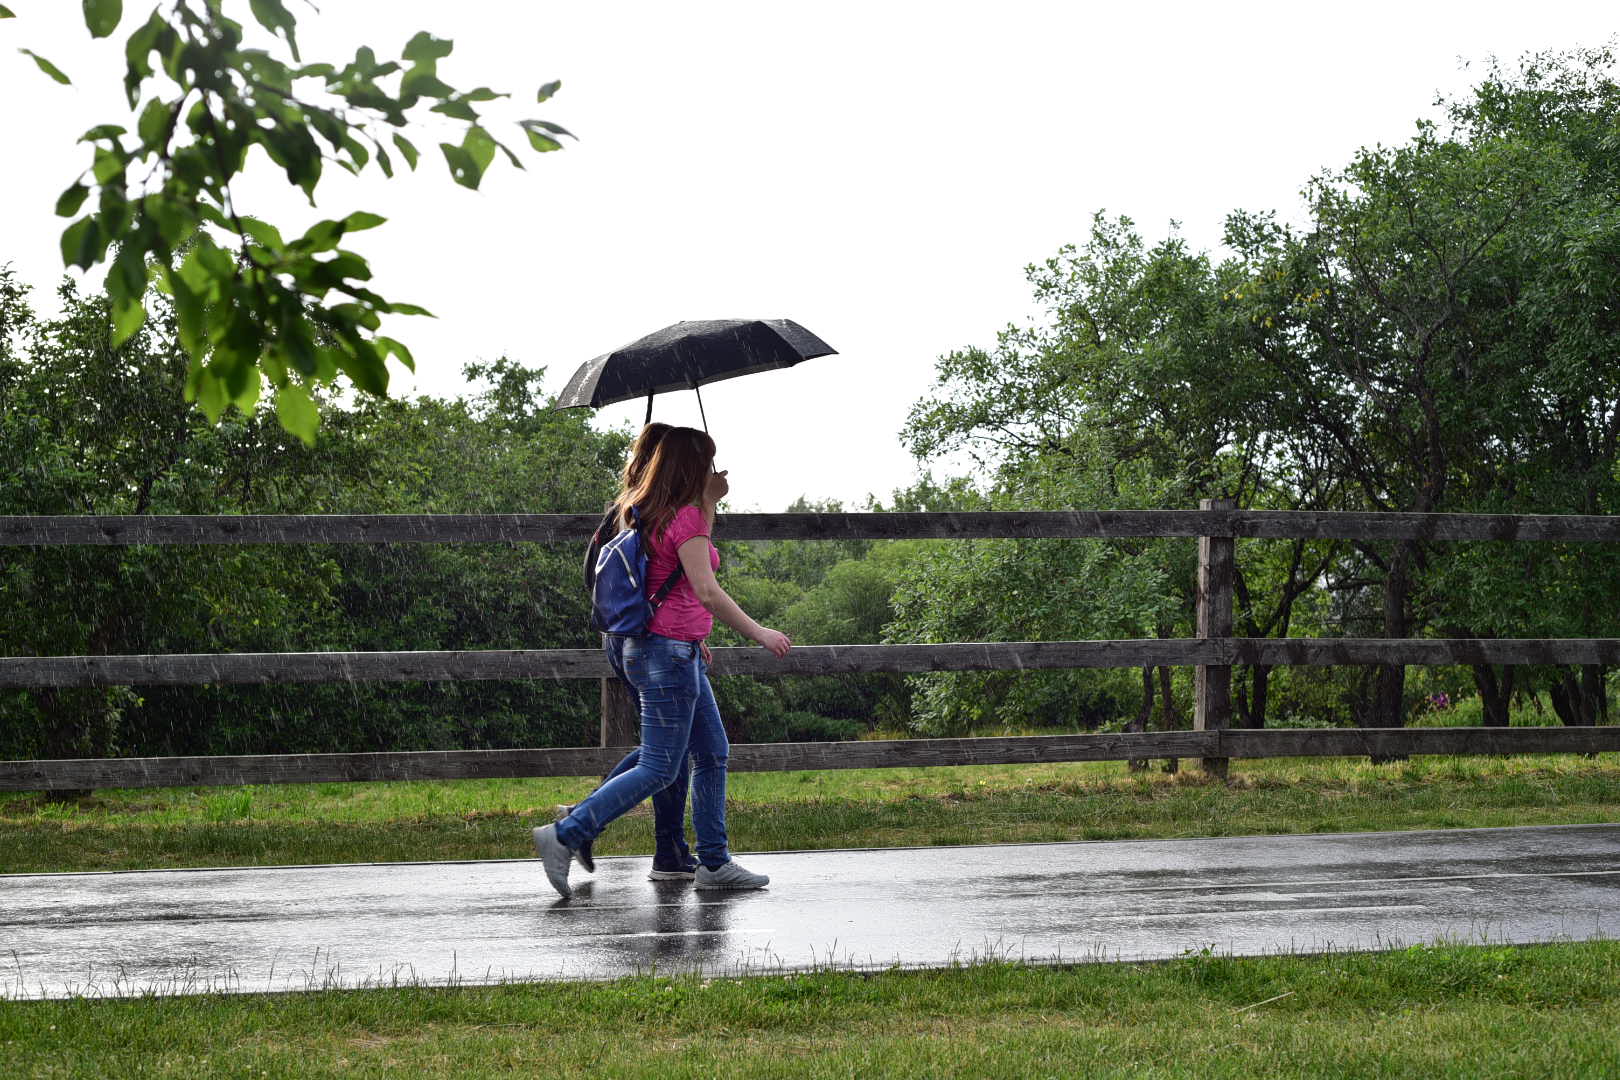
left=556, top=634, right=730, bottom=867
left=602, top=744, right=691, bottom=862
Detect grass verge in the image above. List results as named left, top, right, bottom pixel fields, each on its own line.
left=3, top=942, right=1618, bottom=1078
left=2, top=753, right=1617, bottom=874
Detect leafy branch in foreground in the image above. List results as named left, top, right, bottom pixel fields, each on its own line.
left=15, top=0, right=572, bottom=443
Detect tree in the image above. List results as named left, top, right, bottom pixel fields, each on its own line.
left=0, top=266, right=626, bottom=761
left=6, top=1, right=571, bottom=443
left=1229, top=46, right=1620, bottom=728
left=899, top=47, right=1620, bottom=735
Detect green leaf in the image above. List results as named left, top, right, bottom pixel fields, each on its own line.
left=496, top=138, right=524, bottom=170
left=312, top=346, right=339, bottom=382
left=376, top=335, right=416, bottom=372
left=20, top=49, right=72, bottom=86
left=123, top=11, right=164, bottom=106
left=524, top=128, right=563, bottom=154
left=137, top=98, right=172, bottom=146
left=440, top=142, right=481, bottom=190
left=276, top=384, right=318, bottom=445
left=295, top=219, right=344, bottom=253
left=334, top=341, right=389, bottom=395
left=340, top=211, right=387, bottom=233
left=92, top=147, right=126, bottom=184
left=142, top=194, right=195, bottom=249
left=111, top=241, right=147, bottom=303
left=402, top=31, right=454, bottom=64
left=239, top=216, right=284, bottom=250
left=535, top=79, right=561, bottom=103
left=464, top=127, right=497, bottom=171
left=260, top=346, right=289, bottom=387
left=82, top=0, right=122, bottom=39
left=186, top=364, right=229, bottom=422
left=392, top=133, right=419, bottom=170
left=523, top=119, right=575, bottom=139
left=0, top=7, right=16, bottom=18
left=400, top=69, right=454, bottom=100
left=249, top=0, right=300, bottom=62
left=166, top=270, right=206, bottom=355
left=110, top=294, right=146, bottom=347
left=231, top=365, right=262, bottom=412
left=60, top=216, right=101, bottom=270
left=384, top=301, right=434, bottom=317
left=430, top=98, right=479, bottom=122
left=55, top=183, right=90, bottom=218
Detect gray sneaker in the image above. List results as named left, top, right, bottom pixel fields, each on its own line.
left=694, top=860, right=769, bottom=890
left=553, top=805, right=595, bottom=873
left=532, top=823, right=573, bottom=897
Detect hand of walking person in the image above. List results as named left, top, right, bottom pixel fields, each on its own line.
left=700, top=639, right=713, bottom=664
left=753, top=626, right=792, bottom=658
left=704, top=469, right=729, bottom=504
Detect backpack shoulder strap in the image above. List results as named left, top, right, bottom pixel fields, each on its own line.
left=583, top=504, right=621, bottom=591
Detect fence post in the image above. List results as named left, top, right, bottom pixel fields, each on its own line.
left=600, top=677, right=638, bottom=747
left=1195, top=497, right=1235, bottom=778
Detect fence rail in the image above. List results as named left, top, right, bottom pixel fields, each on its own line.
left=4, top=505, right=1619, bottom=792
left=7, top=509, right=1620, bottom=546
left=7, top=639, right=1620, bottom=689
left=5, top=727, right=1618, bottom=792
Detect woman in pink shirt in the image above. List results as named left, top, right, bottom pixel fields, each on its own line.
left=534, top=427, right=791, bottom=896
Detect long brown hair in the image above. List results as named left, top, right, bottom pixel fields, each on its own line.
left=622, top=422, right=672, bottom=492
left=618, top=426, right=715, bottom=538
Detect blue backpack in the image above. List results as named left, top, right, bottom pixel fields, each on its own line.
left=585, top=506, right=685, bottom=635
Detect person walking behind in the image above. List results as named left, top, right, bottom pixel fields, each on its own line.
left=534, top=427, right=791, bottom=896
left=564, top=422, right=701, bottom=880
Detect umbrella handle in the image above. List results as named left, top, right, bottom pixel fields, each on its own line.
left=644, top=392, right=654, bottom=426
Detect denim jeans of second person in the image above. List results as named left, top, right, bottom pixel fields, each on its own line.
left=555, top=634, right=730, bottom=867
left=601, top=645, right=692, bottom=863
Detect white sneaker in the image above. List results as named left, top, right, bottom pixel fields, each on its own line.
left=694, top=860, right=769, bottom=890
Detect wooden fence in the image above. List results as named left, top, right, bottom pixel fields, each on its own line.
left=3, top=503, right=1619, bottom=792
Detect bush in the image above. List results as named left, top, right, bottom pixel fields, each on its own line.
left=744, top=710, right=862, bottom=744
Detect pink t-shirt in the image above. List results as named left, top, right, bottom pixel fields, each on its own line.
left=646, top=504, right=719, bottom=641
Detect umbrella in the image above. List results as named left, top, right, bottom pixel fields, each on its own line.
left=555, top=318, right=837, bottom=427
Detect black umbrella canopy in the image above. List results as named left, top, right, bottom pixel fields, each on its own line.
left=556, top=319, right=837, bottom=411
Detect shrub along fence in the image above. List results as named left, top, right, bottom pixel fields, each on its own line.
left=3, top=502, right=1620, bottom=793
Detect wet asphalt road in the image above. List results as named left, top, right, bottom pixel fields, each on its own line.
left=3, top=823, right=1616, bottom=999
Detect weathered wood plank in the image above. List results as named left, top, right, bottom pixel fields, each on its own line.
left=1220, top=726, right=1620, bottom=758
left=0, top=641, right=1228, bottom=687
left=7, top=639, right=1620, bottom=688
left=7, top=509, right=1620, bottom=546
left=1230, top=639, right=1620, bottom=666
left=0, top=514, right=601, bottom=546
left=5, top=726, right=1616, bottom=791
left=0, top=733, right=1219, bottom=790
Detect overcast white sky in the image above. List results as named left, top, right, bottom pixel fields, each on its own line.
left=2, top=2, right=1614, bottom=510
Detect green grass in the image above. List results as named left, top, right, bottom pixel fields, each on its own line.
left=3, top=943, right=1618, bottom=1077
left=3, top=753, right=1617, bottom=874
left=4, top=755, right=1617, bottom=1075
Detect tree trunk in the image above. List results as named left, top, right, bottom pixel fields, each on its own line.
left=1581, top=665, right=1607, bottom=725
left=1127, top=665, right=1153, bottom=772
left=1369, top=541, right=1412, bottom=762
left=1551, top=667, right=1604, bottom=728
left=1471, top=664, right=1514, bottom=726
left=1248, top=665, right=1271, bottom=730
left=1158, top=664, right=1179, bottom=774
